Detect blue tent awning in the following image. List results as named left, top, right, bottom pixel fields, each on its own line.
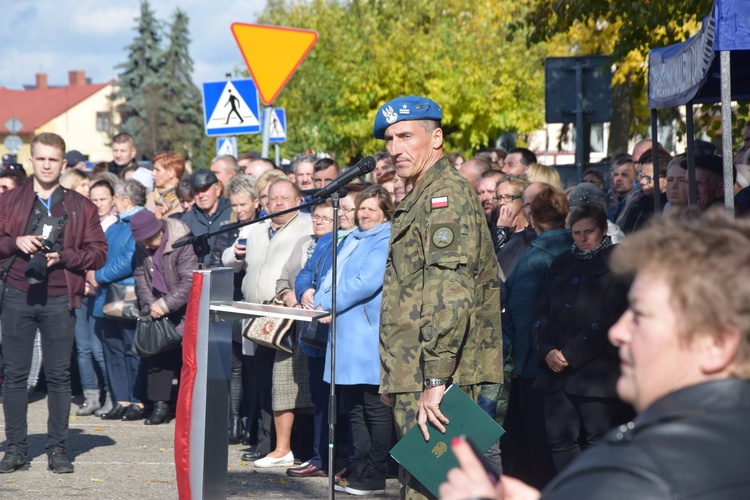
left=648, top=0, right=750, bottom=108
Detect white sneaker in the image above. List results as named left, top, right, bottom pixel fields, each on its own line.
left=254, top=451, right=294, bottom=468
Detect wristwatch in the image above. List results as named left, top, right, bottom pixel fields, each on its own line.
left=424, top=377, right=448, bottom=389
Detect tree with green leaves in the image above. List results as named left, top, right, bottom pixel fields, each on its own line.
left=156, top=9, right=205, bottom=165
left=247, top=0, right=549, bottom=163
left=113, top=1, right=204, bottom=161
left=517, top=0, right=714, bottom=152
left=112, top=0, right=163, bottom=158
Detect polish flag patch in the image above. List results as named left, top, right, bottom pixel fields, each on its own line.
left=430, top=196, right=449, bottom=210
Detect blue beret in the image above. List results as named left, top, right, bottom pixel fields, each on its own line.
left=373, top=96, right=442, bottom=140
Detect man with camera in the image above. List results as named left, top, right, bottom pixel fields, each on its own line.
left=0, top=133, right=107, bottom=474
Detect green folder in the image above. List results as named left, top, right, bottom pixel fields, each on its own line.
left=389, top=385, right=505, bottom=497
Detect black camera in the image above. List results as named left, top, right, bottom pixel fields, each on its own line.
left=25, top=212, right=66, bottom=285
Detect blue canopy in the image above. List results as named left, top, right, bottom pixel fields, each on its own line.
left=648, top=0, right=750, bottom=108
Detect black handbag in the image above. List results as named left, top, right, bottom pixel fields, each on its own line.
left=299, top=319, right=327, bottom=350
left=102, top=284, right=139, bottom=321
left=132, top=315, right=182, bottom=358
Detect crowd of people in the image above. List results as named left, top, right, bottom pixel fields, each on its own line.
left=0, top=106, right=749, bottom=500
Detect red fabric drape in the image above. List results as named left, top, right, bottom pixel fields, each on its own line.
left=174, top=272, right=204, bottom=500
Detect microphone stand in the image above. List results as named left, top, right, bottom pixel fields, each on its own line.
left=327, top=190, right=339, bottom=500
left=172, top=197, right=329, bottom=256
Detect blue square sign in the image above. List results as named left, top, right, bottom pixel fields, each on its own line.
left=267, top=108, right=287, bottom=143
left=202, top=79, right=261, bottom=137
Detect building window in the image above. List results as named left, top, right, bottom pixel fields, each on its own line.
left=96, top=112, right=111, bottom=132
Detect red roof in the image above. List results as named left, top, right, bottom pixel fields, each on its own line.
left=0, top=82, right=110, bottom=134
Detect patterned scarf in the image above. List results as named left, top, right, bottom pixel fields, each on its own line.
left=572, top=235, right=613, bottom=261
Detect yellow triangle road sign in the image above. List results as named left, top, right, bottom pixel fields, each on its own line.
left=231, top=23, right=318, bottom=105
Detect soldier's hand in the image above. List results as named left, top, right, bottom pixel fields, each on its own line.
left=16, top=235, right=43, bottom=255
left=418, top=385, right=449, bottom=441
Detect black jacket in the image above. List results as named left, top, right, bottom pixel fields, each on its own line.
left=532, top=245, right=629, bottom=397
left=542, top=379, right=750, bottom=499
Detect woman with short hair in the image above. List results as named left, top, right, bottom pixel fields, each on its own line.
left=532, top=203, right=632, bottom=473
left=93, top=180, right=150, bottom=421
left=314, top=185, right=395, bottom=495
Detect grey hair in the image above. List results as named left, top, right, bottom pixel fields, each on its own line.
left=115, top=179, right=148, bottom=207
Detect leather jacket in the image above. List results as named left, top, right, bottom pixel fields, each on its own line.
left=542, top=379, right=750, bottom=499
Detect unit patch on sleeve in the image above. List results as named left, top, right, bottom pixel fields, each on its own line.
left=431, top=224, right=455, bottom=250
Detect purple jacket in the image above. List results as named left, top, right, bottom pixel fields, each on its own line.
left=134, top=218, right=197, bottom=332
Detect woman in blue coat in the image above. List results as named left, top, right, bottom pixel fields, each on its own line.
left=90, top=180, right=148, bottom=421
left=314, top=185, right=394, bottom=495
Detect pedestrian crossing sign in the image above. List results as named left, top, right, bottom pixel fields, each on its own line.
left=216, top=137, right=238, bottom=157
left=202, top=79, right=261, bottom=137
left=267, top=108, right=287, bottom=143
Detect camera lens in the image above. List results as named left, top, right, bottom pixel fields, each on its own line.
left=25, top=252, right=48, bottom=284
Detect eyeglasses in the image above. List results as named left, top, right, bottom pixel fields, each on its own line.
left=312, top=215, right=334, bottom=223
left=638, top=173, right=654, bottom=183
left=493, top=194, right=522, bottom=202
left=340, top=207, right=356, bottom=214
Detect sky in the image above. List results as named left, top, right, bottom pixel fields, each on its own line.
left=0, top=0, right=267, bottom=90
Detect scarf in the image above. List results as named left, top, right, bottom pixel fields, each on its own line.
left=152, top=222, right=170, bottom=296
left=119, top=205, right=145, bottom=220
left=572, top=235, right=613, bottom=261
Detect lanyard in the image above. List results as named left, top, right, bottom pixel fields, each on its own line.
left=37, top=195, right=52, bottom=216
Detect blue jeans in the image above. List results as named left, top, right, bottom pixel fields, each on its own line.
left=1, top=284, right=75, bottom=453
left=99, top=317, right=145, bottom=403
left=74, top=297, right=109, bottom=392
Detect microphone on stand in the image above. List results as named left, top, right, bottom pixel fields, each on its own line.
left=311, top=157, right=377, bottom=199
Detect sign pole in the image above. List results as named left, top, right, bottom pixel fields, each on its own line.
left=261, top=107, right=272, bottom=159
left=274, top=144, right=280, bottom=167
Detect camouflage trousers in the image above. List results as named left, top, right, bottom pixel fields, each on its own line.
left=392, top=385, right=480, bottom=500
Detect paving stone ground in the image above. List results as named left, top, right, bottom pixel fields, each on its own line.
left=0, top=394, right=400, bottom=499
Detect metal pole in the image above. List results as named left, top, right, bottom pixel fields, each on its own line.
left=686, top=103, right=697, bottom=218
left=327, top=192, right=339, bottom=500
left=651, top=109, right=661, bottom=213
left=575, top=61, right=585, bottom=183
left=275, top=143, right=280, bottom=167
left=720, top=50, right=735, bottom=218
left=261, top=107, right=272, bottom=159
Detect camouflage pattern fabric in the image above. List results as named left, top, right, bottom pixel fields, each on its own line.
left=379, top=157, right=503, bottom=394
left=392, top=386, right=480, bottom=500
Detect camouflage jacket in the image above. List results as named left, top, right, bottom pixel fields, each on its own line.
left=379, top=157, right=504, bottom=393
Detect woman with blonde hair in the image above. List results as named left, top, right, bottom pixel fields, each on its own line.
left=527, top=163, right=563, bottom=191
left=60, top=169, right=90, bottom=197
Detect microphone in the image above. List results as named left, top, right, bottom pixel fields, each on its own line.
left=312, top=156, right=377, bottom=199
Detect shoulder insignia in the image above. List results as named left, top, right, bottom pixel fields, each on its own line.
left=431, top=225, right=454, bottom=249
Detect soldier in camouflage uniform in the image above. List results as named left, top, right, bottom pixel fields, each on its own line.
left=373, top=96, right=504, bottom=499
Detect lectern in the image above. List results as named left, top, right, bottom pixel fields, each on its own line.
left=174, top=267, right=328, bottom=499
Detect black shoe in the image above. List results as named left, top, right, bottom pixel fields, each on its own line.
left=100, top=403, right=127, bottom=420
left=47, top=448, right=74, bottom=474
left=341, top=468, right=386, bottom=495
left=228, top=415, right=242, bottom=445
left=122, top=404, right=144, bottom=421
left=241, top=425, right=254, bottom=446
left=145, top=401, right=168, bottom=425
left=0, top=447, right=27, bottom=473
left=241, top=450, right=264, bottom=461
